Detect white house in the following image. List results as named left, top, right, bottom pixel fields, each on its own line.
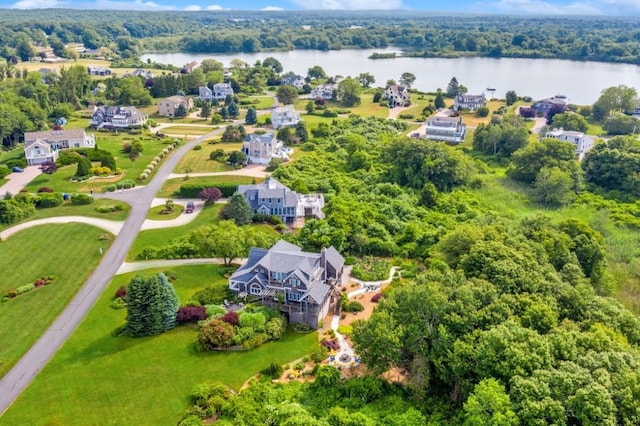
left=454, top=94, right=486, bottom=111
left=198, top=86, right=213, bottom=102
left=271, top=105, right=300, bottom=129
left=243, top=133, right=292, bottom=165
left=383, top=84, right=410, bottom=107
left=24, top=129, right=95, bottom=166
left=281, top=74, right=305, bottom=90
left=424, top=116, right=467, bottom=144
left=212, top=83, right=234, bottom=100
left=309, top=84, right=336, bottom=100
left=545, top=128, right=595, bottom=159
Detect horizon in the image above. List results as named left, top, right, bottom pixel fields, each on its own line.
left=3, top=0, right=640, bottom=16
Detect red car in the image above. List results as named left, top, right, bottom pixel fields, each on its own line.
left=185, top=201, right=195, bottom=213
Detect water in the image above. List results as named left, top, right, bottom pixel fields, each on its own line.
left=142, top=48, right=640, bottom=105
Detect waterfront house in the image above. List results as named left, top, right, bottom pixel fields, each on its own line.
left=544, top=128, right=594, bottom=160
left=454, top=94, right=486, bottom=111
left=213, top=83, right=234, bottom=100
left=228, top=240, right=344, bottom=329
left=281, top=74, right=305, bottom=90
left=24, top=129, right=95, bottom=166
left=532, top=95, right=568, bottom=115
left=309, top=84, right=336, bottom=100
left=383, top=84, right=410, bottom=107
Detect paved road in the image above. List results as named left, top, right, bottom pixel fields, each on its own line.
left=0, top=126, right=227, bottom=416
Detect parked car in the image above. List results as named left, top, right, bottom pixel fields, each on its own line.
left=11, top=166, right=23, bottom=173
left=185, top=201, right=195, bottom=213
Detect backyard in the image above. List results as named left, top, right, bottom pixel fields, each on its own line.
left=0, top=265, right=319, bottom=425
left=174, top=142, right=242, bottom=174
left=0, top=224, right=114, bottom=378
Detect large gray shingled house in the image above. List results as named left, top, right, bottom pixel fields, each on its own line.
left=228, top=240, right=345, bottom=328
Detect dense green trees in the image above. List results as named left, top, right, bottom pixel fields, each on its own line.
left=550, top=112, right=589, bottom=132
left=582, top=136, right=640, bottom=197
left=336, top=77, right=362, bottom=107
left=125, top=273, right=179, bottom=337
left=509, top=138, right=579, bottom=184
left=220, top=193, right=253, bottom=226
left=472, top=119, right=528, bottom=157
left=276, top=85, right=298, bottom=105
left=592, top=85, right=638, bottom=120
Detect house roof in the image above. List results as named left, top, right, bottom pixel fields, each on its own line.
left=456, top=94, right=485, bottom=102
left=237, top=177, right=300, bottom=210
left=24, top=129, right=87, bottom=146
left=305, top=283, right=331, bottom=304
left=324, top=246, right=345, bottom=271
left=161, top=95, right=191, bottom=104
left=272, top=105, right=298, bottom=116
left=244, top=132, right=277, bottom=145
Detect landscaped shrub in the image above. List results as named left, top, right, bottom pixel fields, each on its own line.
left=242, top=333, right=268, bottom=350
left=96, top=204, right=124, bottom=213
left=138, top=172, right=149, bottom=181
left=398, top=113, right=415, bottom=119
left=177, top=306, right=208, bottom=323
left=90, top=166, right=112, bottom=176
left=371, top=293, right=384, bottom=303
left=337, top=325, right=353, bottom=335
left=220, top=311, right=239, bottom=326
left=105, top=184, right=117, bottom=192
left=37, top=187, right=53, bottom=193
left=347, top=301, right=364, bottom=313
left=205, top=304, right=226, bottom=317
left=16, top=283, right=35, bottom=295
left=117, top=180, right=136, bottom=189
left=321, top=339, right=340, bottom=351
left=193, top=144, right=202, bottom=151
left=310, top=345, right=329, bottom=363
left=293, top=322, right=312, bottom=333
left=193, top=286, right=231, bottom=306
left=260, top=363, right=283, bottom=380
left=115, top=285, right=127, bottom=299
left=71, top=193, right=94, bottom=205
left=36, top=192, right=63, bottom=208
left=265, top=317, right=286, bottom=339
left=239, top=312, right=266, bottom=333
left=178, top=182, right=240, bottom=198
left=199, top=319, right=235, bottom=350
left=110, top=297, right=127, bottom=310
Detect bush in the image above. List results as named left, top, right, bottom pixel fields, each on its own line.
left=193, top=286, right=232, bottom=305
left=398, top=113, right=415, bottom=119
left=117, top=180, right=136, bottom=189
left=260, top=363, right=284, bottom=380
left=96, top=204, right=124, bottom=213
left=105, top=184, right=117, bottom=192
left=321, top=339, right=340, bottom=351
left=293, top=322, right=312, bottom=333
left=71, top=193, right=94, bottom=205
left=371, top=293, right=384, bottom=303
left=220, top=311, right=240, bottom=326
left=16, top=283, right=35, bottom=295
left=337, top=325, right=353, bottom=335
left=310, top=345, right=329, bottom=363
left=177, top=306, right=208, bottom=323
left=475, top=106, right=490, bottom=117
left=110, top=297, right=127, bottom=310
left=36, top=192, right=63, bottom=208
left=322, top=109, right=338, bottom=117
left=193, top=144, right=202, bottom=151
left=115, top=285, right=127, bottom=299
left=205, top=304, right=226, bottom=317
left=37, top=187, right=53, bottom=193
left=348, top=301, right=364, bottom=313
left=179, top=182, right=240, bottom=198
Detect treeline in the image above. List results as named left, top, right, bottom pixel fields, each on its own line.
left=2, top=11, right=640, bottom=64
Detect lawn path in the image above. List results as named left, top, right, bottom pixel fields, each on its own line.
left=116, top=258, right=247, bottom=274
left=0, top=124, right=232, bottom=415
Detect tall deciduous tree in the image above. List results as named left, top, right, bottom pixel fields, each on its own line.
left=464, top=378, right=518, bottom=426
left=399, top=72, right=416, bottom=88
left=532, top=166, right=575, bottom=206
left=357, top=72, right=375, bottom=88
left=550, top=112, right=588, bottom=132
left=592, top=85, right=638, bottom=120
left=336, top=77, right=362, bottom=107
left=276, top=85, right=298, bottom=105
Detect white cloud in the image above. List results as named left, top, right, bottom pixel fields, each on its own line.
left=11, top=0, right=65, bottom=8
left=477, top=0, right=602, bottom=14
left=262, top=5, right=284, bottom=10
left=290, top=0, right=403, bottom=10
left=601, top=0, right=640, bottom=13
left=184, top=4, right=201, bottom=9
left=205, top=4, right=224, bottom=9
left=90, top=0, right=176, bottom=9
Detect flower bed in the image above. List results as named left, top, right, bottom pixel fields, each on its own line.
left=2, top=276, right=55, bottom=302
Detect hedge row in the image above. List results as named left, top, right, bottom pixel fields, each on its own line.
left=178, top=182, right=241, bottom=198
left=139, top=142, right=179, bottom=182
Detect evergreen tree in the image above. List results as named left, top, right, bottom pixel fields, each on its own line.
left=157, top=273, right=180, bottom=332
left=175, top=103, right=188, bottom=117
left=245, top=106, right=257, bottom=124
left=75, top=156, right=91, bottom=178
left=434, top=91, right=446, bottom=109
left=220, top=106, right=229, bottom=119
left=125, top=275, right=165, bottom=337
left=295, top=121, right=308, bottom=142
left=446, top=77, right=460, bottom=97
left=221, top=192, right=254, bottom=225
left=200, top=102, right=211, bottom=118
left=227, top=101, right=239, bottom=118
left=100, top=154, right=116, bottom=171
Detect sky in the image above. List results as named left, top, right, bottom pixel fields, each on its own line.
left=5, top=0, right=640, bottom=15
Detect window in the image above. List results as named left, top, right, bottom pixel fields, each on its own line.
left=288, top=292, right=300, bottom=301
left=290, top=277, right=300, bottom=287
left=250, top=284, right=261, bottom=295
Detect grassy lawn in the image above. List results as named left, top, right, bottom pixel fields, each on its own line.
left=458, top=100, right=505, bottom=127
left=148, top=203, right=184, bottom=220
left=0, top=178, right=7, bottom=187
left=157, top=175, right=257, bottom=198
left=0, top=224, right=114, bottom=378
left=15, top=58, right=138, bottom=76
left=0, top=199, right=129, bottom=232
left=24, top=132, right=175, bottom=193
left=240, top=95, right=275, bottom=110
left=160, top=126, right=214, bottom=136
left=175, top=143, right=242, bottom=174
left=0, top=147, right=26, bottom=165
left=0, top=264, right=319, bottom=425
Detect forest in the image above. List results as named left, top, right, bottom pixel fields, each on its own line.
left=2, top=10, right=640, bottom=64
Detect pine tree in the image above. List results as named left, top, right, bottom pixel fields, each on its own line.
left=227, top=101, right=239, bottom=118
left=446, top=77, right=460, bottom=97
left=75, top=157, right=91, bottom=178
left=221, top=192, right=254, bottom=225
left=125, top=275, right=165, bottom=337
left=245, top=106, right=257, bottom=124
left=175, top=103, right=188, bottom=117
left=157, top=273, right=180, bottom=332
left=434, top=91, right=446, bottom=109
left=201, top=102, right=211, bottom=118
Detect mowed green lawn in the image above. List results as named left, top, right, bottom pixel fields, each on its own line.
left=0, top=265, right=318, bottom=425
left=174, top=142, right=242, bottom=174
left=24, top=132, right=175, bottom=194
left=156, top=175, right=257, bottom=198
left=0, top=224, right=113, bottom=378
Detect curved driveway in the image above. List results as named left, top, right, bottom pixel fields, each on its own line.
left=0, top=126, right=227, bottom=415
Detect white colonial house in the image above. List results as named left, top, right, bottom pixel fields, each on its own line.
left=157, top=95, right=194, bottom=117
left=90, top=106, right=148, bottom=130
left=309, top=84, right=336, bottom=100
left=544, top=128, right=595, bottom=160
left=243, top=133, right=292, bottom=165
left=281, top=74, right=305, bottom=90
left=383, top=84, right=410, bottom=107
left=454, top=94, right=486, bottom=111
left=424, top=116, right=467, bottom=144
left=24, top=129, right=95, bottom=166
left=271, top=105, right=300, bottom=129
left=213, top=83, right=234, bottom=100
left=198, top=86, right=213, bottom=102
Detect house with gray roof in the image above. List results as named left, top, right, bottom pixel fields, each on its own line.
left=242, top=132, right=292, bottom=165
left=237, top=177, right=324, bottom=225
left=454, top=93, right=486, bottom=111
left=544, top=128, right=595, bottom=160
left=24, top=129, right=95, bottom=166
left=281, top=74, right=305, bottom=90
left=229, top=240, right=345, bottom=328
left=90, top=106, right=148, bottom=130
left=271, top=105, right=300, bottom=129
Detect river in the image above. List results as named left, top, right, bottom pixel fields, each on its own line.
left=142, top=48, right=640, bottom=105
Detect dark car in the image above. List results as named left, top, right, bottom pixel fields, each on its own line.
left=185, top=201, right=195, bottom=213
left=11, top=166, right=23, bottom=173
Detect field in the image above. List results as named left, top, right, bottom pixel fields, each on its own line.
left=0, top=265, right=319, bottom=425
left=15, top=58, right=139, bottom=76
left=24, top=132, right=174, bottom=193
left=0, top=224, right=114, bottom=378
left=174, top=142, right=242, bottom=174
